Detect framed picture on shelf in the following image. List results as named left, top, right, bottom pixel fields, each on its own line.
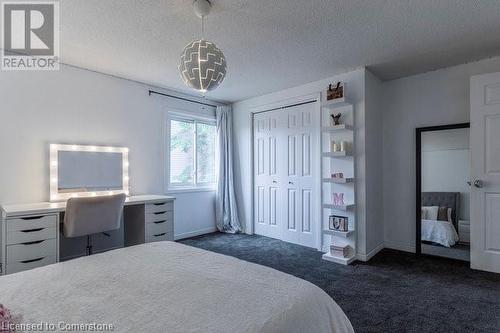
left=329, top=215, right=349, bottom=231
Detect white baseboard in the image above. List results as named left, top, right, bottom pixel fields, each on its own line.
left=384, top=240, right=415, bottom=253
left=357, top=242, right=384, bottom=262
left=175, top=227, right=217, bottom=240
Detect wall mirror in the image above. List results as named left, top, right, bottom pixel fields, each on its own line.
left=50, top=144, right=129, bottom=201
left=416, top=123, right=470, bottom=261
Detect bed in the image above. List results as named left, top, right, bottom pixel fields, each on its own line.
left=421, top=192, right=460, bottom=248
left=0, top=241, right=353, bottom=333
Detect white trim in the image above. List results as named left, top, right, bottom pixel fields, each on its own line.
left=165, top=109, right=217, bottom=193
left=49, top=144, right=129, bottom=202
left=384, top=240, right=416, bottom=253
left=166, top=188, right=215, bottom=194
left=174, top=226, right=217, bottom=240
left=356, top=242, right=384, bottom=261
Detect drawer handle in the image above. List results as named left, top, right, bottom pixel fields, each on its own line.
left=20, top=257, right=45, bottom=264
left=154, top=220, right=166, bottom=224
left=21, top=216, right=44, bottom=220
left=154, top=233, right=166, bottom=237
left=22, top=240, right=45, bottom=245
left=21, top=228, right=45, bottom=233
left=153, top=203, right=166, bottom=206
left=154, top=211, right=167, bottom=215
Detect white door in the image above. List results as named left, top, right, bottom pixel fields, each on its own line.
left=470, top=72, right=500, bottom=273
left=254, top=110, right=282, bottom=240
left=253, top=102, right=318, bottom=248
left=281, top=104, right=318, bottom=248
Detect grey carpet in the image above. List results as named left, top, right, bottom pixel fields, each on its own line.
left=180, top=232, right=500, bottom=333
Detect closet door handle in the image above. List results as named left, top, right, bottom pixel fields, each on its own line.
left=272, top=180, right=277, bottom=184
left=289, top=181, right=294, bottom=185
left=473, top=179, right=484, bottom=188
left=154, top=211, right=167, bottom=215
left=154, top=233, right=166, bottom=237
left=154, top=220, right=166, bottom=224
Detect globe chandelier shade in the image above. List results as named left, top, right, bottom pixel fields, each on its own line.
left=179, top=39, right=227, bottom=93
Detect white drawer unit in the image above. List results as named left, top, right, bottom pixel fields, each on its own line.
left=6, top=256, right=57, bottom=275
left=1, top=195, right=175, bottom=275
left=7, top=227, right=56, bottom=245
left=146, top=232, right=173, bottom=243
left=146, top=210, right=174, bottom=223
left=7, top=215, right=57, bottom=232
left=145, top=201, right=174, bottom=214
left=7, top=239, right=57, bottom=263
left=146, top=220, right=174, bottom=236
left=123, top=200, right=175, bottom=246
left=1, top=214, right=59, bottom=275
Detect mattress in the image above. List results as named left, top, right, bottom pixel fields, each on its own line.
left=0, top=241, right=353, bottom=333
left=421, top=219, right=459, bottom=247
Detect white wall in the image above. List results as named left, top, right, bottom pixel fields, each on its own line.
left=364, top=70, right=385, bottom=257
left=0, top=64, right=217, bottom=239
left=422, top=128, right=470, bottom=221
left=382, top=56, right=500, bottom=252
left=232, top=68, right=384, bottom=259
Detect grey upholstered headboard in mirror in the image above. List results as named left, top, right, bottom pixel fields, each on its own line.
left=421, top=192, right=460, bottom=230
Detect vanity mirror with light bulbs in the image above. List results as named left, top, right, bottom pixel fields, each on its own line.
left=49, top=144, right=130, bottom=201
left=0, top=143, right=174, bottom=275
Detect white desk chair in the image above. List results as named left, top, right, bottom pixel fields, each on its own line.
left=63, top=194, right=126, bottom=256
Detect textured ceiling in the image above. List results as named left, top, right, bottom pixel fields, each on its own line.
left=60, top=0, right=500, bottom=102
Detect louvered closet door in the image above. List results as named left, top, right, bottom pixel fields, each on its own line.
left=281, top=103, right=318, bottom=248
left=254, top=110, right=283, bottom=240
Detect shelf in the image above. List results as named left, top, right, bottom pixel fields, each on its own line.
left=322, top=252, right=356, bottom=265
left=322, top=151, right=351, bottom=158
left=323, top=229, right=355, bottom=237
left=321, top=124, right=353, bottom=132
left=323, top=203, right=355, bottom=211
left=322, top=98, right=351, bottom=109
left=322, top=177, right=354, bottom=184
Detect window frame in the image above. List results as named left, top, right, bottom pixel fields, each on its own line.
left=165, top=110, right=217, bottom=193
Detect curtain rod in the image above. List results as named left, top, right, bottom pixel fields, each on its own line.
left=148, top=90, right=218, bottom=108
left=254, top=99, right=318, bottom=114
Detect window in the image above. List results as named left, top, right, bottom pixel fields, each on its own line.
left=168, top=115, right=216, bottom=190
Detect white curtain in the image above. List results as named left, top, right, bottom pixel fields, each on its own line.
left=215, top=105, right=242, bottom=233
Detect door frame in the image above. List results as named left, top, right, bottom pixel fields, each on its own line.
left=250, top=93, right=322, bottom=250
left=415, top=122, right=470, bottom=255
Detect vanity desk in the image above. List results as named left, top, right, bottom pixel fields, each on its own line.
left=0, top=195, right=175, bottom=275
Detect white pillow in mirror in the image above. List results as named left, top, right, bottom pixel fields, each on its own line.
left=421, top=207, right=427, bottom=219
left=422, top=206, right=439, bottom=220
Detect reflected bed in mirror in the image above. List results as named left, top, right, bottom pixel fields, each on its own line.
left=50, top=144, right=129, bottom=201
left=416, top=124, right=471, bottom=262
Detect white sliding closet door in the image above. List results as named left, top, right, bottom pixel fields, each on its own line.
left=254, top=102, right=318, bottom=248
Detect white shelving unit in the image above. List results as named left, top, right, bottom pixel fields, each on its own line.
left=320, top=91, right=357, bottom=265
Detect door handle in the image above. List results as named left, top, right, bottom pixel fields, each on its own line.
left=289, top=181, right=294, bottom=185
left=473, top=179, right=484, bottom=188
left=272, top=180, right=277, bottom=184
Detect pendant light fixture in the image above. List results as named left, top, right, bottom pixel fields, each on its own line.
left=179, top=0, right=227, bottom=94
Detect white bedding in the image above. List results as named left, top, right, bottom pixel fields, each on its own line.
left=421, top=219, right=459, bottom=247
left=0, top=241, right=353, bottom=333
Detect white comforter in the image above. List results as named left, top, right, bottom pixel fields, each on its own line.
left=421, top=219, right=459, bottom=247
left=0, top=241, right=353, bottom=333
